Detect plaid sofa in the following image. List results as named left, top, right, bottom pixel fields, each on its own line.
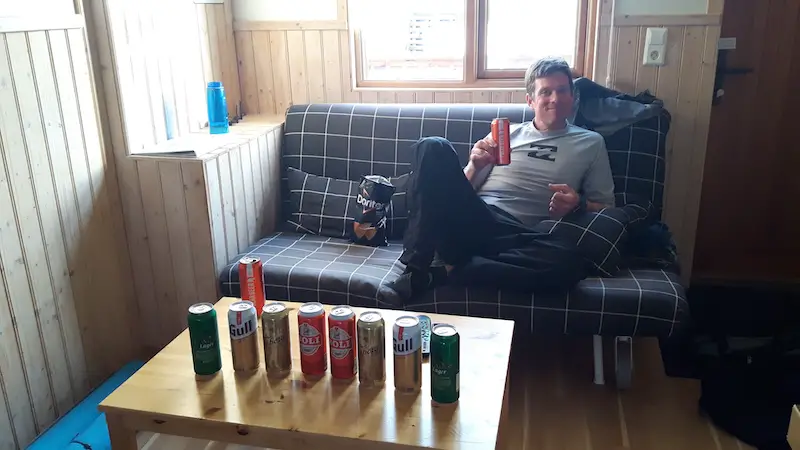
left=219, top=102, right=689, bottom=337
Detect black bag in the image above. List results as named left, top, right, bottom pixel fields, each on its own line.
left=351, top=175, right=396, bottom=247
left=696, top=330, right=800, bottom=450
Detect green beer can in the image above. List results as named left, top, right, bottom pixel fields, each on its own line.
left=188, top=303, right=222, bottom=376
left=430, top=323, right=460, bottom=404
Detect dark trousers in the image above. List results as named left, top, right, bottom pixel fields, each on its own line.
left=400, top=136, right=588, bottom=292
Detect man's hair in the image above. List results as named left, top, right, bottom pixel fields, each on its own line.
left=524, top=57, right=574, bottom=96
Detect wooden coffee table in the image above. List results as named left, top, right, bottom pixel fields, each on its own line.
left=99, top=297, right=514, bottom=449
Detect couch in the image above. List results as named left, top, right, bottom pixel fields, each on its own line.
left=219, top=82, right=690, bottom=388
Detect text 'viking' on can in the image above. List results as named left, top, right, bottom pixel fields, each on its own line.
left=262, top=302, right=292, bottom=378
left=357, top=310, right=386, bottom=387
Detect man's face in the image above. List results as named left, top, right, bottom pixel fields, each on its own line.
left=526, top=73, right=574, bottom=129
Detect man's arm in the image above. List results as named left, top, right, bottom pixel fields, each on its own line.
left=581, top=138, right=616, bottom=210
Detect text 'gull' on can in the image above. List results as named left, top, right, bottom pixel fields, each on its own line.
left=393, top=315, right=422, bottom=393
left=229, top=300, right=260, bottom=371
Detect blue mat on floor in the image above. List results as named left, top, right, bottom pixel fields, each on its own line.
left=27, top=360, right=145, bottom=450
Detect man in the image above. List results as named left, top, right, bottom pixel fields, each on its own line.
left=388, top=57, right=615, bottom=299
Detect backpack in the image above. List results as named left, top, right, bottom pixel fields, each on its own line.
left=695, top=329, right=800, bottom=450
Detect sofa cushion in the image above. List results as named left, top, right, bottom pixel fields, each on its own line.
left=534, top=201, right=652, bottom=277
left=284, top=167, right=410, bottom=239
left=219, top=232, right=690, bottom=337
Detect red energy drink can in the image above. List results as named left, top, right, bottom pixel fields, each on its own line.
left=298, top=302, right=327, bottom=376
left=238, top=257, right=265, bottom=317
left=491, top=118, right=511, bottom=166
left=328, top=305, right=356, bottom=379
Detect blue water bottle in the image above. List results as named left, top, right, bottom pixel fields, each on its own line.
left=207, top=81, right=229, bottom=134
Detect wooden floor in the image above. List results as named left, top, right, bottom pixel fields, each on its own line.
left=134, top=337, right=800, bottom=450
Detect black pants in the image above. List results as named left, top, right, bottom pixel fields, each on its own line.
left=400, top=136, right=588, bottom=292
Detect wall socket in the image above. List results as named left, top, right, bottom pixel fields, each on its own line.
left=643, top=27, right=668, bottom=66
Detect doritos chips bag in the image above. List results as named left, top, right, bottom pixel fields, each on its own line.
left=352, top=175, right=396, bottom=247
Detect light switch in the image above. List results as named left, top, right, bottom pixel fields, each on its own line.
left=643, top=27, right=668, bottom=66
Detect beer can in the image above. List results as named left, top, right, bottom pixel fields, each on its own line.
left=239, top=256, right=265, bottom=318
left=262, top=302, right=292, bottom=378
left=430, top=324, right=460, bottom=404
left=228, top=301, right=260, bottom=371
left=393, top=316, right=422, bottom=393
left=418, top=315, right=432, bottom=357
left=298, top=302, right=327, bottom=376
left=357, top=311, right=386, bottom=387
left=491, top=118, right=512, bottom=166
left=188, top=303, right=222, bottom=376
left=329, top=305, right=357, bottom=380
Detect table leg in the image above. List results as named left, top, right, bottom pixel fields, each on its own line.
left=106, top=412, right=138, bottom=450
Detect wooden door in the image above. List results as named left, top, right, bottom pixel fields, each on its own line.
left=693, top=0, right=800, bottom=284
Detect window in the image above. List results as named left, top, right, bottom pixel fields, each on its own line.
left=350, top=0, right=597, bottom=88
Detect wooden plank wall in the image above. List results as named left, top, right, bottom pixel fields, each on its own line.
left=83, top=0, right=242, bottom=352
left=233, top=28, right=528, bottom=115
left=232, top=0, right=722, bottom=281
left=595, top=0, right=722, bottom=280
left=129, top=123, right=282, bottom=350
left=0, top=21, right=140, bottom=449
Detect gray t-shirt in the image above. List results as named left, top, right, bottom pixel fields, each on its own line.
left=472, top=121, right=615, bottom=227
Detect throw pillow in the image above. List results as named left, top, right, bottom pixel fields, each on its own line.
left=284, top=167, right=410, bottom=240
left=533, top=203, right=651, bottom=277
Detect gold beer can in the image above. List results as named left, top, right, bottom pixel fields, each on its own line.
left=228, top=300, right=260, bottom=371
left=393, top=315, right=422, bottom=393
left=262, top=302, right=292, bottom=377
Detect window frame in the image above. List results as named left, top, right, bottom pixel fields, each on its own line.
left=352, top=0, right=598, bottom=89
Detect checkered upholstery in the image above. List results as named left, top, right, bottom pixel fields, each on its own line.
left=218, top=102, right=688, bottom=337
left=219, top=233, right=687, bottom=336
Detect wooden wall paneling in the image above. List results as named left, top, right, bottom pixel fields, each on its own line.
left=196, top=4, right=215, bottom=92
left=159, top=161, right=200, bottom=334
left=286, top=30, right=309, bottom=104
left=251, top=31, right=276, bottom=115
left=338, top=29, right=360, bottom=103
left=217, top=152, right=241, bottom=260
left=662, top=26, right=705, bottom=268
left=68, top=26, right=140, bottom=377
left=321, top=30, right=343, bottom=103
left=137, top=159, right=178, bottom=348
left=377, top=91, right=396, bottom=103
left=360, top=90, right=378, bottom=103
left=0, top=33, right=59, bottom=432
left=304, top=30, right=326, bottom=103
left=236, top=31, right=258, bottom=115
left=8, top=30, right=77, bottom=419
left=31, top=30, right=90, bottom=401
left=679, top=24, right=721, bottom=280
left=84, top=0, right=161, bottom=354
left=453, top=92, right=473, bottom=103
left=270, top=31, right=294, bottom=113
left=182, top=162, right=219, bottom=305
left=396, top=91, right=415, bottom=103
left=655, top=25, right=686, bottom=215
left=228, top=145, right=250, bottom=251
left=203, top=158, right=229, bottom=274
left=0, top=34, right=41, bottom=447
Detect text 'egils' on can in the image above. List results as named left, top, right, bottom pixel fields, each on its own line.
left=393, top=315, right=422, bottom=393
left=430, top=323, right=460, bottom=404
left=188, top=303, right=222, bottom=377
left=357, top=311, right=386, bottom=387
left=491, top=118, right=512, bottom=166
left=229, top=301, right=260, bottom=372
left=262, top=302, right=292, bottom=378
left=329, top=305, right=357, bottom=380
left=298, top=302, right=327, bottom=376
left=238, top=256, right=265, bottom=318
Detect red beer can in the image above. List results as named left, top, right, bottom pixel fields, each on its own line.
left=239, top=256, right=265, bottom=317
left=298, top=302, right=327, bottom=376
left=328, top=305, right=356, bottom=379
left=491, top=118, right=512, bottom=166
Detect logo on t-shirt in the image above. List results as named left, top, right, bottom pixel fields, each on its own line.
left=526, top=144, right=558, bottom=162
